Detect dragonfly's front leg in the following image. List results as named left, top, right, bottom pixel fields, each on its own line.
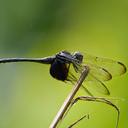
left=67, top=96, right=120, bottom=128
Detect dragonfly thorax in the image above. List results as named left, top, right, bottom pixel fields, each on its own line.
left=50, top=59, right=69, bottom=81
left=49, top=51, right=83, bottom=81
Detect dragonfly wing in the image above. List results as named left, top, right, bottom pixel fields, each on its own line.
left=72, top=60, right=112, bottom=82
left=85, top=63, right=112, bottom=81
left=66, top=52, right=126, bottom=95
left=84, top=72, right=110, bottom=95
left=66, top=65, right=93, bottom=96
left=81, top=85, right=94, bottom=96
left=66, top=63, right=109, bottom=95
left=83, top=53, right=126, bottom=77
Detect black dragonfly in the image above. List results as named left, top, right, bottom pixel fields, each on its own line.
left=0, top=51, right=126, bottom=96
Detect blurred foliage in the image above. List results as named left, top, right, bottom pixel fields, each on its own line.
left=0, top=0, right=128, bottom=128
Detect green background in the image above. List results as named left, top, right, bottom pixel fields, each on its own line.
left=0, top=0, right=128, bottom=128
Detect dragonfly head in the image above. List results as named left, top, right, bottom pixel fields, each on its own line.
left=73, top=52, right=83, bottom=64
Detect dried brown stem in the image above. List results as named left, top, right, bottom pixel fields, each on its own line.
left=49, top=66, right=89, bottom=128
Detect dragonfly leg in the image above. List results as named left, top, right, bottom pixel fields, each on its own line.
left=67, top=96, right=120, bottom=128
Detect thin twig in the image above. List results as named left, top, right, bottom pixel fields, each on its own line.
left=49, top=66, right=89, bottom=128
left=68, top=114, right=88, bottom=128
left=68, top=96, right=120, bottom=128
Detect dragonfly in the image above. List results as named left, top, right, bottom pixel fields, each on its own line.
left=0, top=51, right=126, bottom=96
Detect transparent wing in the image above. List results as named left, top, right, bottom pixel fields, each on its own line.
left=82, top=53, right=126, bottom=78
left=85, top=64, right=112, bottom=81
left=66, top=64, right=93, bottom=96
left=84, top=72, right=110, bottom=95
left=67, top=63, right=110, bottom=95
left=66, top=52, right=126, bottom=95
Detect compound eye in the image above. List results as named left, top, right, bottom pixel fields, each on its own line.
left=73, top=52, right=83, bottom=63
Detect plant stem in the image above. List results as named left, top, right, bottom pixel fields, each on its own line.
left=49, top=66, right=89, bottom=128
